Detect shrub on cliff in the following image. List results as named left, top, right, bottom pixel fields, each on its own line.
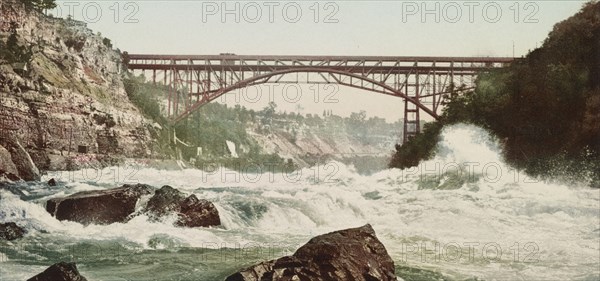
left=0, top=31, right=32, bottom=64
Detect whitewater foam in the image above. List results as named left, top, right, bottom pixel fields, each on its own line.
left=1, top=123, right=597, bottom=280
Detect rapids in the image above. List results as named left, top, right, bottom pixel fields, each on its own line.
left=1, top=124, right=598, bottom=280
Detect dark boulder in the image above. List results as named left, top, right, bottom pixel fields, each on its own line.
left=0, top=222, right=25, bottom=240
left=144, top=185, right=220, bottom=227
left=48, top=178, right=57, bottom=186
left=27, top=262, right=88, bottom=281
left=46, top=184, right=153, bottom=225
left=226, top=224, right=397, bottom=281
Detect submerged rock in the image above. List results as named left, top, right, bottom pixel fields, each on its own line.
left=226, top=224, right=397, bottom=281
left=144, top=185, right=221, bottom=227
left=47, top=178, right=57, bottom=186
left=27, top=262, right=88, bottom=281
left=0, top=222, right=25, bottom=240
left=46, top=184, right=153, bottom=225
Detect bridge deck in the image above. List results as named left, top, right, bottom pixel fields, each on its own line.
left=126, top=54, right=515, bottom=63
left=126, top=54, right=514, bottom=75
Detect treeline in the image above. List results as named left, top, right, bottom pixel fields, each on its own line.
left=19, top=0, right=56, bottom=13
left=390, top=1, right=600, bottom=185
left=254, top=102, right=401, bottom=144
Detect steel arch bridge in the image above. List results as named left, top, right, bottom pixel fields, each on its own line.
left=124, top=54, right=513, bottom=143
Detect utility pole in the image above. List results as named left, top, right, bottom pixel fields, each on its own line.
left=512, top=41, right=515, bottom=57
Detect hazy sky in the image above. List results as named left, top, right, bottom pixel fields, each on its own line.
left=50, top=1, right=586, bottom=124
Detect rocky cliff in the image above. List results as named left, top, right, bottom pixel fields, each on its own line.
left=0, top=0, right=163, bottom=179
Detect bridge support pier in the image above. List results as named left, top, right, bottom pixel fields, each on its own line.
left=402, top=72, right=421, bottom=143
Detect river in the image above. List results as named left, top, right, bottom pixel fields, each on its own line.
left=1, top=124, right=598, bottom=281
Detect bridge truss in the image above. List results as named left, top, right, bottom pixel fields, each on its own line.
left=125, top=54, right=513, bottom=143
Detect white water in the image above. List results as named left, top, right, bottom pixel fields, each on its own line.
left=1, top=124, right=599, bottom=280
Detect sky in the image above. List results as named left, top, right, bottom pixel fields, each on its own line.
left=50, top=0, right=587, bottom=124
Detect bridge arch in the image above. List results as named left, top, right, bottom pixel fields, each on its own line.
left=175, top=67, right=437, bottom=122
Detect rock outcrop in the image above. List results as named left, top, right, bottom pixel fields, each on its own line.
left=144, top=185, right=221, bottom=227
left=45, top=184, right=220, bottom=227
left=0, top=144, right=20, bottom=181
left=0, top=222, right=25, bottom=240
left=0, top=136, right=41, bottom=181
left=0, top=0, right=165, bottom=173
left=1, top=137, right=41, bottom=181
left=46, top=184, right=152, bottom=225
left=27, top=262, right=88, bottom=281
left=226, top=224, right=397, bottom=281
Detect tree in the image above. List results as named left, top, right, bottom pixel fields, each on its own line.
left=0, top=31, right=32, bottom=64
left=19, top=0, right=35, bottom=10
left=261, top=102, right=277, bottom=124
left=19, top=0, right=56, bottom=13
left=40, top=0, right=57, bottom=13
left=102, top=38, right=113, bottom=48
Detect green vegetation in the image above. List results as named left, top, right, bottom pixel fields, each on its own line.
left=19, top=0, right=56, bottom=13
left=102, top=38, right=113, bottom=48
left=0, top=25, right=32, bottom=65
left=390, top=1, right=600, bottom=186
left=123, top=74, right=169, bottom=124
left=389, top=122, right=443, bottom=169
left=123, top=74, right=174, bottom=157
left=174, top=102, right=290, bottom=170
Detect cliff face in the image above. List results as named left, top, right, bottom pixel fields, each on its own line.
left=0, top=0, right=161, bottom=178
